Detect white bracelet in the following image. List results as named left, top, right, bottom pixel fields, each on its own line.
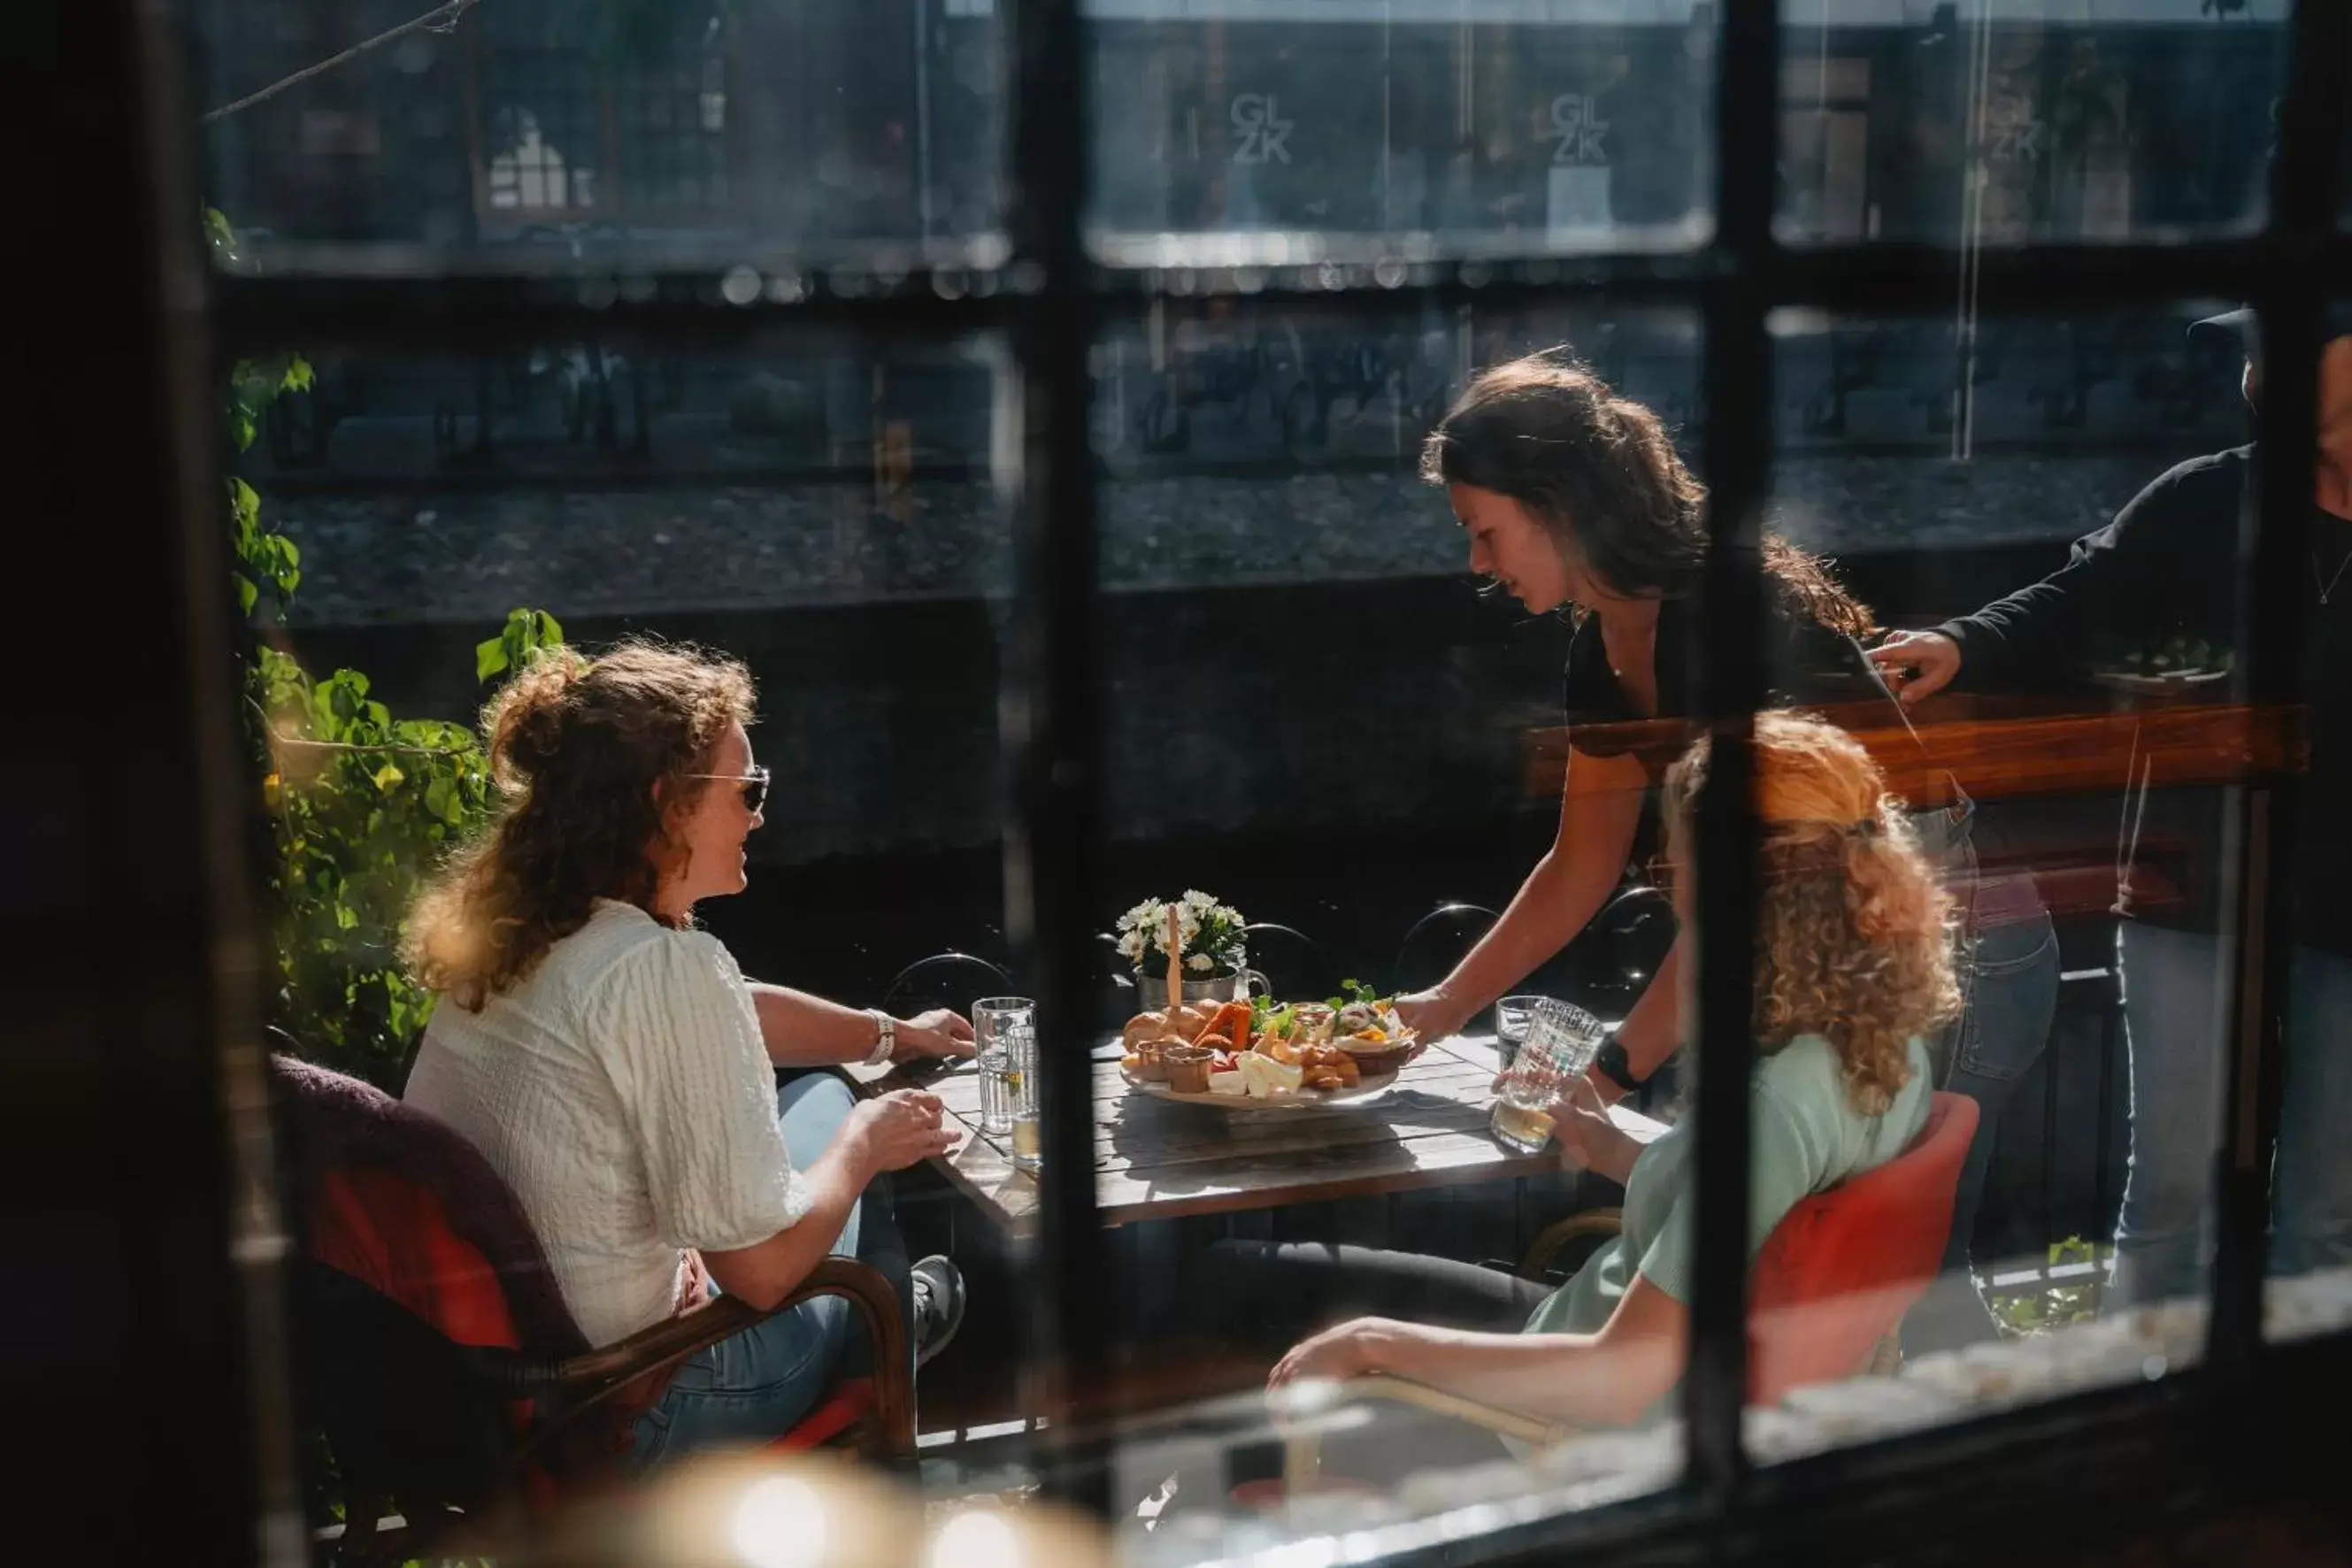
left=864, top=1011, right=896, bottom=1066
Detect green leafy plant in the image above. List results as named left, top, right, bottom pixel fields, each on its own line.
left=1987, top=1236, right=2110, bottom=1337
left=218, top=208, right=565, bottom=1088
left=1324, top=978, right=1382, bottom=1011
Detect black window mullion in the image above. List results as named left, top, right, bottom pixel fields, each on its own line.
left=1003, top=0, right=1111, bottom=1515
left=2205, top=0, right=2348, bottom=1368
left=1682, top=0, right=1778, bottom=1510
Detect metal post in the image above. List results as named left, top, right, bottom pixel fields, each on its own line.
left=1682, top=0, right=1778, bottom=1510
left=1003, top=0, right=1111, bottom=1515
left=2204, top=0, right=2345, bottom=1368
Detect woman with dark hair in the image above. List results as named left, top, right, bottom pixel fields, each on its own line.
left=1397, top=350, right=2056, bottom=1349
left=1395, top=352, right=2048, bottom=1177
left=402, top=640, right=967, bottom=1464
left=1395, top=350, right=1891, bottom=1081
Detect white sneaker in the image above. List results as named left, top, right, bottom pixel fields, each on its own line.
left=911, top=1256, right=966, bottom=1369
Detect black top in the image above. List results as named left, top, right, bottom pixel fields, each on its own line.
left=1936, top=445, right=2352, bottom=957
left=1562, top=596, right=1918, bottom=868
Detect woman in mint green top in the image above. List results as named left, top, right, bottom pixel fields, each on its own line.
left=1261, top=712, right=1961, bottom=1431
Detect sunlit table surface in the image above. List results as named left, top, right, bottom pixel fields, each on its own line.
left=843, top=1031, right=1666, bottom=1234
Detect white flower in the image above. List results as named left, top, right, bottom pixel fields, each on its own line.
left=1182, top=889, right=1218, bottom=911
left=1115, top=931, right=1144, bottom=961
left=1186, top=952, right=1215, bottom=972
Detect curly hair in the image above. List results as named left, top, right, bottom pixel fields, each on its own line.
left=404, top=640, right=757, bottom=1010
left=1418, top=347, right=1873, bottom=638
left=1664, top=711, right=1958, bottom=1116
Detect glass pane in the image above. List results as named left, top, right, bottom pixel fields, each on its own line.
left=1744, top=303, right=2261, bottom=1470
left=232, top=336, right=1079, bottom=1543
left=2265, top=298, right=2352, bottom=1343
left=1091, top=301, right=1701, bottom=1557
left=1085, top=1, right=1716, bottom=262
left=1777, top=4, right=2291, bottom=246
left=188, top=0, right=1003, bottom=269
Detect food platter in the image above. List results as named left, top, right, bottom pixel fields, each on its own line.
left=1113, top=906, right=1426, bottom=1110
left=1119, top=1062, right=1403, bottom=1110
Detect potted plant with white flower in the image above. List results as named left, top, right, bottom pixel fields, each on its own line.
left=1111, top=890, right=1256, bottom=1010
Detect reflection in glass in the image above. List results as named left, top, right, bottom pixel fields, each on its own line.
left=1084, top=0, right=1713, bottom=255
left=1744, top=304, right=2290, bottom=1465
left=1777, top=4, right=2290, bottom=246
left=189, top=0, right=1004, bottom=265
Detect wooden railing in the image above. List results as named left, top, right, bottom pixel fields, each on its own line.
left=1520, top=696, right=2306, bottom=811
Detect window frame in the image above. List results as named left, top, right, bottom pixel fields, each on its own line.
left=178, top=0, right=2352, bottom=1559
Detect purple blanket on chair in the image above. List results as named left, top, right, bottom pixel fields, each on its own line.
left=272, top=1053, right=589, bottom=1359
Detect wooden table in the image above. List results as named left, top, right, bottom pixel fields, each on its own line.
left=843, top=1034, right=1666, bottom=1235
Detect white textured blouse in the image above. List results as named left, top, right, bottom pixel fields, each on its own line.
left=404, top=899, right=811, bottom=1347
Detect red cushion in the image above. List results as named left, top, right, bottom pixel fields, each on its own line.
left=1748, top=1092, right=1979, bottom=1404
left=311, top=1167, right=523, bottom=1351
left=760, top=1379, right=876, bottom=1453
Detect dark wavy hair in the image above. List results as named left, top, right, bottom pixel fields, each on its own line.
left=405, top=640, right=756, bottom=1010
left=1419, top=348, right=1872, bottom=637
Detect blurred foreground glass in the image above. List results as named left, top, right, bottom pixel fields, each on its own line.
left=973, top=995, right=1034, bottom=1139
left=1490, top=999, right=1604, bottom=1154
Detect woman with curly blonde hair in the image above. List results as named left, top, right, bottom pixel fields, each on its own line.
left=1195, top=712, right=1955, bottom=1450
left=402, top=640, right=971, bottom=1464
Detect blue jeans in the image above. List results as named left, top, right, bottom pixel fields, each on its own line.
left=626, top=1072, right=911, bottom=1467
left=1903, top=909, right=2063, bottom=1353
left=2108, top=924, right=2352, bottom=1307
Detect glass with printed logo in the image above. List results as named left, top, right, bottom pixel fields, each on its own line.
left=1489, top=998, right=1606, bottom=1154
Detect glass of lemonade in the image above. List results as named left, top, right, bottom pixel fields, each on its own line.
left=1489, top=998, right=1606, bottom=1154
left=1006, top=1021, right=1042, bottom=1172
left=973, top=996, right=1034, bottom=1138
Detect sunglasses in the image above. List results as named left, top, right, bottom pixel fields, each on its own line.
left=688, top=765, right=771, bottom=815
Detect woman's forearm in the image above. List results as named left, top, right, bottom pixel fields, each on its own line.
left=1610, top=934, right=1685, bottom=1083
left=748, top=982, right=884, bottom=1067
left=700, top=1140, right=871, bottom=1310
left=1432, top=843, right=1622, bottom=1024
left=1372, top=1327, right=1672, bottom=1430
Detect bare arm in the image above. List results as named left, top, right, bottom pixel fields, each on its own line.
left=1272, top=1272, right=1688, bottom=1430
left=700, top=1089, right=954, bottom=1309
left=700, top=1136, right=872, bottom=1309
left=747, top=982, right=974, bottom=1068
left=1590, top=932, right=1685, bottom=1103
left=1398, top=746, right=1647, bottom=1040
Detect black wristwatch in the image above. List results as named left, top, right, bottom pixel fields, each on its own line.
left=1595, top=1040, right=1643, bottom=1095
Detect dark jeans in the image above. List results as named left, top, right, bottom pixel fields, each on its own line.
left=1904, top=909, right=2064, bottom=1353
left=2108, top=926, right=2352, bottom=1307
left=1165, top=1241, right=1551, bottom=1498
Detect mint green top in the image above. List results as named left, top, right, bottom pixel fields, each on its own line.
left=1523, top=1034, right=1933, bottom=1345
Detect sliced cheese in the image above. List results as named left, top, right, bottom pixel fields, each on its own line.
left=1239, top=1051, right=1303, bottom=1098
left=1206, top=1069, right=1248, bottom=1097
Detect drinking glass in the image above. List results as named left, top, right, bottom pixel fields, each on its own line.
left=1489, top=998, right=1606, bottom=1154
left=1006, top=1022, right=1042, bottom=1172
left=972, top=995, right=1034, bottom=1138
left=1494, top=994, right=1549, bottom=1072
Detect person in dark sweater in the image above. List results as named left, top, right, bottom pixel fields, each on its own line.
left=1871, top=309, right=2352, bottom=1307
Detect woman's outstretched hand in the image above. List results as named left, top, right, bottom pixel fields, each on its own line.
left=892, top=1008, right=976, bottom=1062
left=1549, top=1075, right=1639, bottom=1185
left=845, top=1088, right=958, bottom=1174
left=1866, top=629, right=1962, bottom=706
left=1269, top=1317, right=1415, bottom=1390
left=1393, top=989, right=1469, bottom=1044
